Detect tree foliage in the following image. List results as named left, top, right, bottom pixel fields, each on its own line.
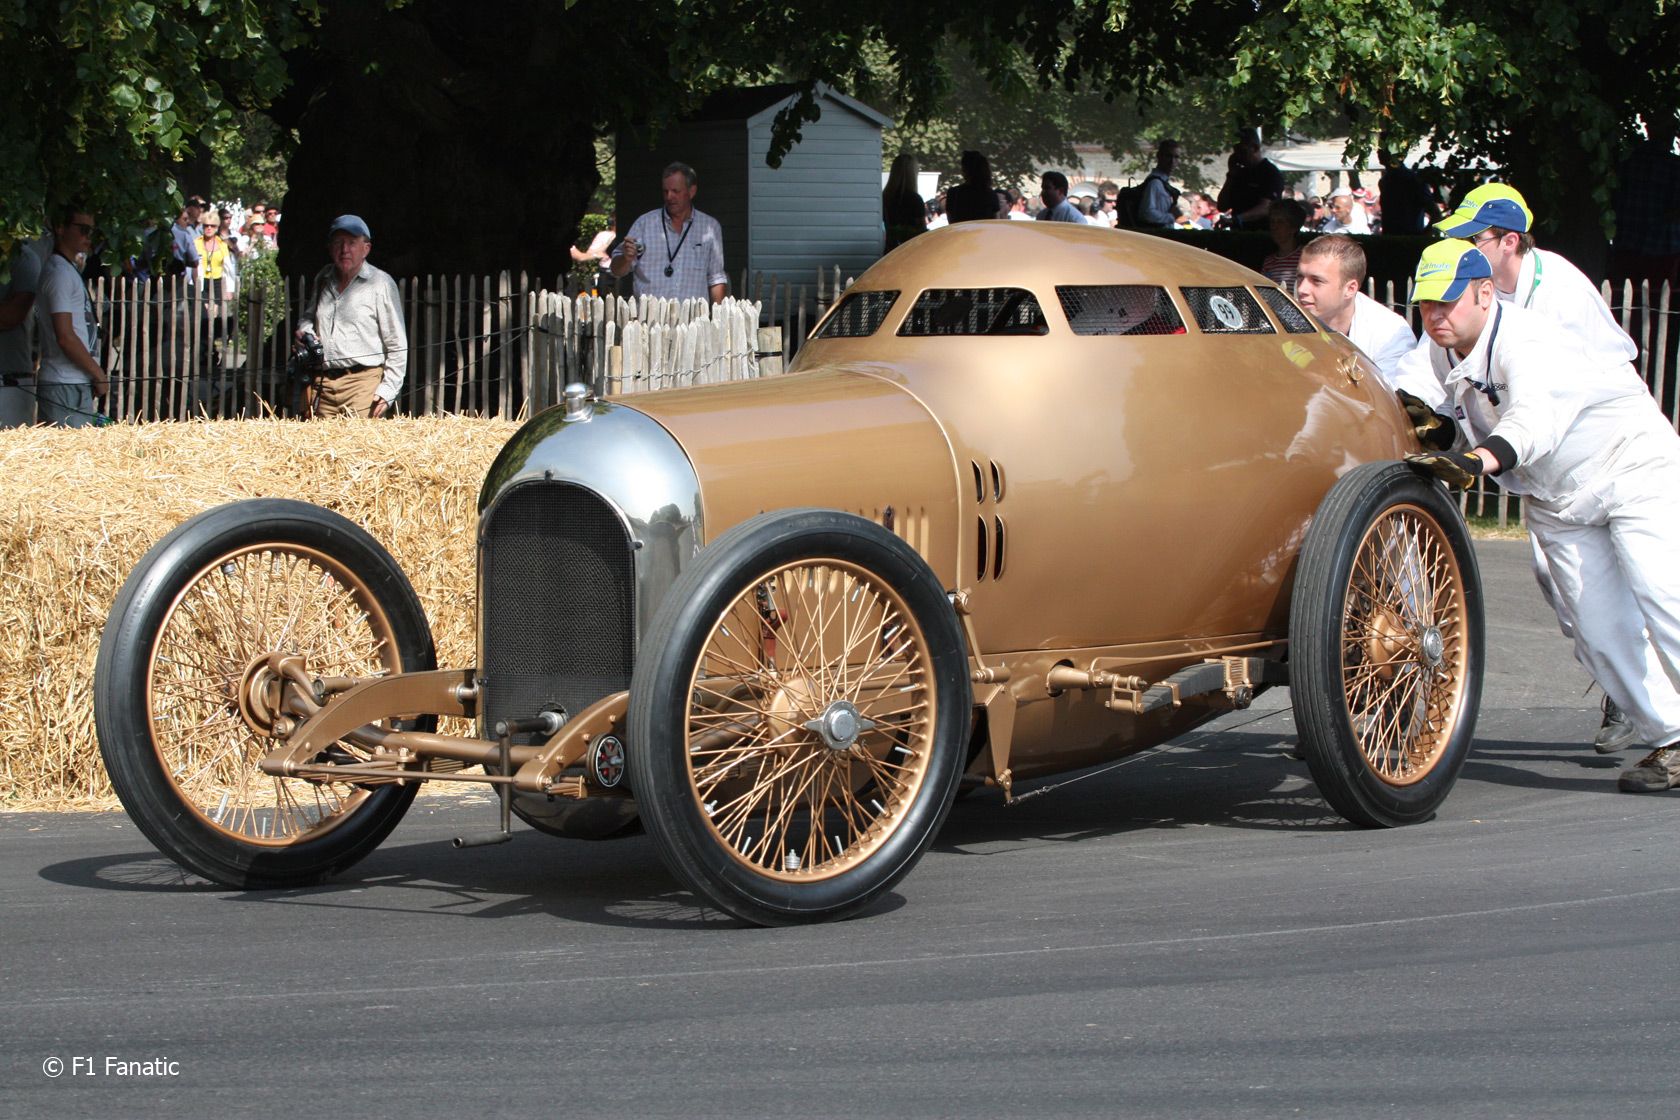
left=4, top=0, right=1674, bottom=275
left=0, top=0, right=319, bottom=258
left=1228, top=0, right=1680, bottom=257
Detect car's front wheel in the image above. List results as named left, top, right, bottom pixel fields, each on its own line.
left=627, top=509, right=971, bottom=925
left=1290, top=463, right=1483, bottom=827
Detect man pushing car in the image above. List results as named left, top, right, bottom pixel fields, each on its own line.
left=1397, top=240, right=1680, bottom=793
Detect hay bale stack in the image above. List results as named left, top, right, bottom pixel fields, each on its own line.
left=0, top=416, right=518, bottom=810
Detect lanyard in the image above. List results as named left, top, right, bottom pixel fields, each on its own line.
left=1475, top=302, right=1503, bottom=406
left=662, top=213, right=693, bottom=277
left=1521, top=252, right=1543, bottom=308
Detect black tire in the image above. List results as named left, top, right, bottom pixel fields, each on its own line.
left=94, top=499, right=436, bottom=887
left=627, top=509, right=971, bottom=925
left=1290, top=462, right=1483, bottom=827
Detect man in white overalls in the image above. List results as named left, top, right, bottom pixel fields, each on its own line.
left=1435, top=183, right=1644, bottom=753
left=1402, top=240, right=1680, bottom=793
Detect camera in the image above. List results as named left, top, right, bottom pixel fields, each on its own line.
left=288, top=330, right=324, bottom=380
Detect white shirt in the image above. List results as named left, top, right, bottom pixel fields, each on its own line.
left=34, top=252, right=98, bottom=385
left=1344, top=292, right=1416, bottom=384
left=1399, top=302, right=1655, bottom=503
left=1500, top=247, right=1636, bottom=370
left=1322, top=205, right=1372, bottom=235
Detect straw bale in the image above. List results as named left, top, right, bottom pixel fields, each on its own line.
left=0, top=416, right=517, bottom=811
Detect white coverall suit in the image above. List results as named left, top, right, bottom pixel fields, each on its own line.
left=1398, top=302, right=1680, bottom=747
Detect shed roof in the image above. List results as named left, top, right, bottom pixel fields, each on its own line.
left=688, top=82, right=893, bottom=131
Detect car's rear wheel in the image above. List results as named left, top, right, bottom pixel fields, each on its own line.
left=627, top=510, right=971, bottom=925
left=94, top=500, right=435, bottom=887
left=1290, top=463, right=1483, bottom=827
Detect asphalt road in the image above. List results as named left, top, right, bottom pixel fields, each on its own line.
left=7, top=540, right=1678, bottom=1119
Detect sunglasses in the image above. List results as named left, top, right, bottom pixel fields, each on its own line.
left=68, top=221, right=95, bottom=235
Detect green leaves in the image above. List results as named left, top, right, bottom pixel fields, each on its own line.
left=0, top=0, right=310, bottom=259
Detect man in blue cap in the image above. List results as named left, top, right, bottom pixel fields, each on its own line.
left=294, top=214, right=407, bottom=417
left=1433, top=182, right=1643, bottom=751
left=1403, top=240, right=1680, bottom=793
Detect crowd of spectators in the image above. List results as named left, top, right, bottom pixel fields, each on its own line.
left=885, top=135, right=1460, bottom=245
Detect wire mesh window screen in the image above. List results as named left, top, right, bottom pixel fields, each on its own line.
left=1256, top=287, right=1318, bottom=333
left=1056, top=286, right=1186, bottom=336
left=814, top=290, right=900, bottom=339
left=897, top=288, right=1048, bottom=337
left=1180, top=287, right=1276, bottom=334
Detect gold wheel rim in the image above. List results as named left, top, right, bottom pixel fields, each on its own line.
left=683, top=559, right=937, bottom=881
left=145, top=544, right=402, bottom=846
left=1340, top=504, right=1468, bottom=786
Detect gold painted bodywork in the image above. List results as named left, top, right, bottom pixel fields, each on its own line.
left=632, top=221, right=1415, bottom=779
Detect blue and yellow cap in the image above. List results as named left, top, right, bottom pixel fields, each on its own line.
left=1413, top=239, right=1493, bottom=302
left=1434, top=183, right=1532, bottom=236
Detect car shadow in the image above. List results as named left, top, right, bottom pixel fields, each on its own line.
left=935, top=730, right=1348, bottom=852
left=34, top=830, right=907, bottom=931
left=40, top=725, right=1609, bottom=928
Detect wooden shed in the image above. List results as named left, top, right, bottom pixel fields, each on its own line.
left=615, top=84, right=893, bottom=293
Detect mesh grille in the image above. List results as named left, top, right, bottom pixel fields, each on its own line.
left=1180, top=287, right=1275, bottom=334
left=815, top=290, right=899, bottom=338
left=1257, top=287, right=1318, bottom=333
left=1056, top=286, right=1186, bottom=336
left=897, top=288, right=1048, bottom=337
left=480, top=482, right=635, bottom=744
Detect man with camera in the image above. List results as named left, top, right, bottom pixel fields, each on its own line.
left=611, top=162, right=727, bottom=303
left=294, top=214, right=407, bottom=417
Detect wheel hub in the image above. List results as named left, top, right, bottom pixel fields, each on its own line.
left=236, top=653, right=287, bottom=737
left=1418, top=626, right=1445, bottom=668
left=803, top=699, right=878, bottom=753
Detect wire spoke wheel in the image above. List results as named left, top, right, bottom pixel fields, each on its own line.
left=1340, top=505, right=1470, bottom=786
left=629, top=509, right=970, bottom=925
left=148, top=544, right=400, bottom=845
left=1291, top=464, right=1483, bottom=828
left=96, top=500, right=435, bottom=888
left=686, top=560, right=936, bottom=881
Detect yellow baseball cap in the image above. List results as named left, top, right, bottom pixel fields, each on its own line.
left=1435, top=183, right=1533, bottom=236
left=1413, top=239, right=1494, bottom=302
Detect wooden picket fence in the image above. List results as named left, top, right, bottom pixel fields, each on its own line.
left=87, top=267, right=857, bottom=423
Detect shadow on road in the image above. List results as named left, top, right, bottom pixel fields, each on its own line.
left=40, top=721, right=1608, bottom=928
left=935, top=730, right=1348, bottom=853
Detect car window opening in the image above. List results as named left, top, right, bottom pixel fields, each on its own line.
left=1256, top=287, right=1319, bottom=334
left=814, top=290, right=900, bottom=339
left=1056, top=286, right=1187, bottom=336
left=898, top=288, right=1048, bottom=337
left=1179, top=287, right=1277, bottom=335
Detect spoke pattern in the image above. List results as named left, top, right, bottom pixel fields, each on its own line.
left=686, top=561, right=936, bottom=881
left=1340, top=506, right=1467, bottom=785
left=146, top=546, right=398, bottom=845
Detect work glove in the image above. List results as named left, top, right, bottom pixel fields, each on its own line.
left=1405, top=450, right=1483, bottom=491
left=1396, top=389, right=1457, bottom=451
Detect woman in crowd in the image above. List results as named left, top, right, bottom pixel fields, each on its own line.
left=882, top=153, right=927, bottom=250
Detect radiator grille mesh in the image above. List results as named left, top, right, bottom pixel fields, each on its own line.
left=480, top=482, right=635, bottom=743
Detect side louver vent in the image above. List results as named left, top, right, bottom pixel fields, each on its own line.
left=971, top=458, right=1007, bottom=582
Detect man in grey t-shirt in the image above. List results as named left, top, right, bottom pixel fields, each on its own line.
left=0, top=237, right=45, bottom=426
left=34, top=207, right=107, bottom=428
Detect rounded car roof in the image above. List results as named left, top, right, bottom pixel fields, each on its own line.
left=856, top=220, right=1271, bottom=292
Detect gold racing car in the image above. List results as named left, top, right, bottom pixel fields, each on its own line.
left=94, top=222, right=1483, bottom=925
